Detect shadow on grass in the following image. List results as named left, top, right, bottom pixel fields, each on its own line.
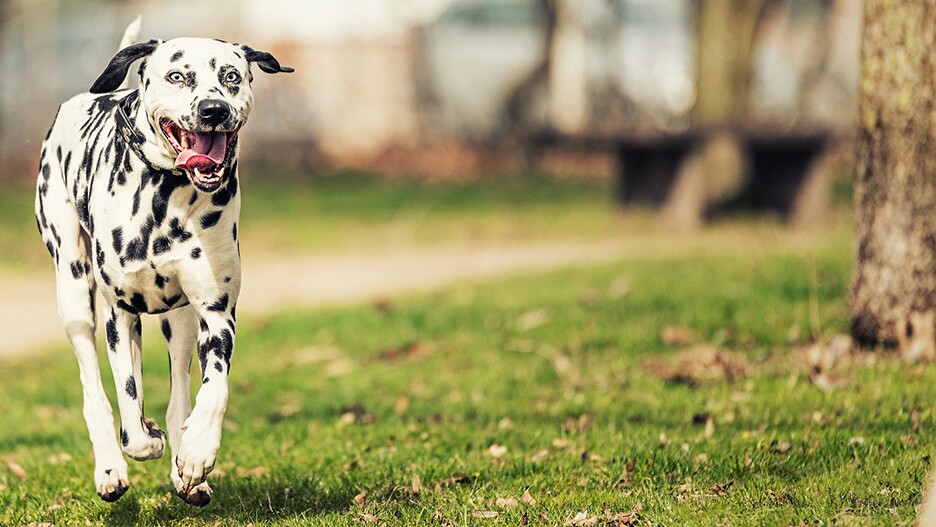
left=106, top=474, right=356, bottom=524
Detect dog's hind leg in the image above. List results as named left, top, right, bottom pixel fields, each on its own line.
left=36, top=151, right=129, bottom=502
left=161, top=306, right=213, bottom=506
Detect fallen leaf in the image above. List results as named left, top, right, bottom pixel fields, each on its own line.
left=361, top=512, right=381, bottom=524
left=605, top=507, right=641, bottom=526
left=521, top=489, right=536, bottom=506
left=642, top=346, right=748, bottom=387
left=7, top=461, right=26, bottom=479
left=47, top=453, right=72, bottom=465
left=339, top=403, right=375, bottom=425
left=488, top=444, right=508, bottom=458
left=353, top=491, right=367, bottom=506
left=471, top=510, right=498, bottom=519
left=371, top=341, right=432, bottom=363
left=564, top=511, right=599, bottom=526
left=442, top=473, right=474, bottom=486
left=516, top=309, right=551, bottom=331
left=661, top=325, right=695, bottom=345
left=411, top=475, right=423, bottom=495
left=292, top=345, right=342, bottom=365
left=530, top=449, right=549, bottom=463
left=773, top=442, right=792, bottom=454
left=496, top=496, right=519, bottom=509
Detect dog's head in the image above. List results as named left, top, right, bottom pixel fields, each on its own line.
left=90, top=38, right=293, bottom=192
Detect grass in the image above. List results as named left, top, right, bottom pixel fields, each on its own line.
left=1, top=171, right=616, bottom=270
left=1, top=208, right=932, bottom=525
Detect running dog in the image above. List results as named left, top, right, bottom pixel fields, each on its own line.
left=34, top=27, right=292, bottom=506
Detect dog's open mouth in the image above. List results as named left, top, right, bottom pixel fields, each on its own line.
left=160, top=119, right=238, bottom=191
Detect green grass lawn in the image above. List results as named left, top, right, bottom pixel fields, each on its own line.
left=1, top=218, right=932, bottom=525
left=3, top=170, right=928, bottom=525
left=0, top=171, right=617, bottom=271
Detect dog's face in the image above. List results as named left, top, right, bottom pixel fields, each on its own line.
left=142, top=39, right=252, bottom=192
left=90, top=37, right=293, bottom=192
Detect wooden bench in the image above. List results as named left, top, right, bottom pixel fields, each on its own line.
left=533, top=128, right=836, bottom=226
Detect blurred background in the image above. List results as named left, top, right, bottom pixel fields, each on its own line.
left=0, top=0, right=858, bottom=182
left=0, top=0, right=862, bottom=354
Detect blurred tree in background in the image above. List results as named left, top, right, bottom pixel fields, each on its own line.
left=851, top=0, right=936, bottom=360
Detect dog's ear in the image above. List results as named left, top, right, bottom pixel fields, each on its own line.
left=242, top=45, right=295, bottom=74
left=90, top=40, right=160, bottom=93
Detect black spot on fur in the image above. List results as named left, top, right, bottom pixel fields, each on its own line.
left=232, top=223, right=238, bottom=241
left=209, top=57, right=217, bottom=70
left=130, top=293, right=148, bottom=313
left=191, top=247, right=202, bottom=259
left=152, top=236, right=171, bottom=255
left=96, top=241, right=105, bottom=268
left=198, top=328, right=234, bottom=373
left=168, top=217, right=193, bottom=241
left=124, top=239, right=146, bottom=262
left=170, top=50, right=184, bottom=62
left=161, top=319, right=172, bottom=342
left=214, top=361, right=223, bottom=372
left=207, top=293, right=229, bottom=312
left=200, top=318, right=209, bottom=332
left=200, top=210, right=222, bottom=229
left=106, top=317, right=119, bottom=352
left=164, top=294, right=182, bottom=307
left=125, top=376, right=137, bottom=399
left=116, top=299, right=136, bottom=313
left=70, top=260, right=85, bottom=279
left=120, top=427, right=129, bottom=447
left=112, top=228, right=123, bottom=253
left=189, top=191, right=198, bottom=205
left=211, top=188, right=231, bottom=207
left=154, top=273, right=166, bottom=289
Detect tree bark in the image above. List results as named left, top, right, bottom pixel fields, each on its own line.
left=851, top=0, right=936, bottom=361
left=692, top=0, right=767, bottom=126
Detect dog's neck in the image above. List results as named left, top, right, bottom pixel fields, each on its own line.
left=115, top=91, right=183, bottom=175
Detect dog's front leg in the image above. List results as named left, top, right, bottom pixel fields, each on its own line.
left=161, top=306, right=213, bottom=506
left=174, top=301, right=235, bottom=494
left=104, top=307, right=166, bottom=461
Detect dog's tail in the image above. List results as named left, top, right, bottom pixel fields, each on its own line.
left=119, top=15, right=142, bottom=50
left=117, top=16, right=143, bottom=91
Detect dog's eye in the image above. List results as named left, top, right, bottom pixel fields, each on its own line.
left=225, top=71, right=241, bottom=84
left=166, top=71, right=185, bottom=84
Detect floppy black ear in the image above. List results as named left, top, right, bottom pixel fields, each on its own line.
left=242, top=45, right=295, bottom=74
left=89, top=40, right=160, bottom=93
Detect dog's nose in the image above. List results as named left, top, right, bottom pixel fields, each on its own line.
left=197, top=99, right=232, bottom=126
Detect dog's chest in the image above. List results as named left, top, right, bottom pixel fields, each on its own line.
left=90, top=170, right=240, bottom=314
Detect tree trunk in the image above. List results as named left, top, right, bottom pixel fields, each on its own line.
left=851, top=0, right=936, bottom=361
left=692, top=0, right=767, bottom=126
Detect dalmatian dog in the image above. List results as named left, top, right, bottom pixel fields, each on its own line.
left=34, top=28, right=292, bottom=506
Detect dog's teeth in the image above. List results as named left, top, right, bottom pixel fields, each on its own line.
left=181, top=133, right=189, bottom=149
left=194, top=167, right=203, bottom=180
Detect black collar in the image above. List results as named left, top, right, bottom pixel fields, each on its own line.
left=114, top=92, right=180, bottom=175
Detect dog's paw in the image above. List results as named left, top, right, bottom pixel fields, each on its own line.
left=175, top=480, right=213, bottom=507
left=95, top=464, right=130, bottom=502
left=174, top=420, right=220, bottom=493
left=122, top=418, right=166, bottom=461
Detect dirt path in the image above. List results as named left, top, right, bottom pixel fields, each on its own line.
left=0, top=238, right=633, bottom=360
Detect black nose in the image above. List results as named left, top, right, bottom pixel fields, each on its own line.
left=197, top=99, right=231, bottom=126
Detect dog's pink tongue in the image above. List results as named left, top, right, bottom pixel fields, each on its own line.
left=174, top=131, right=227, bottom=170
